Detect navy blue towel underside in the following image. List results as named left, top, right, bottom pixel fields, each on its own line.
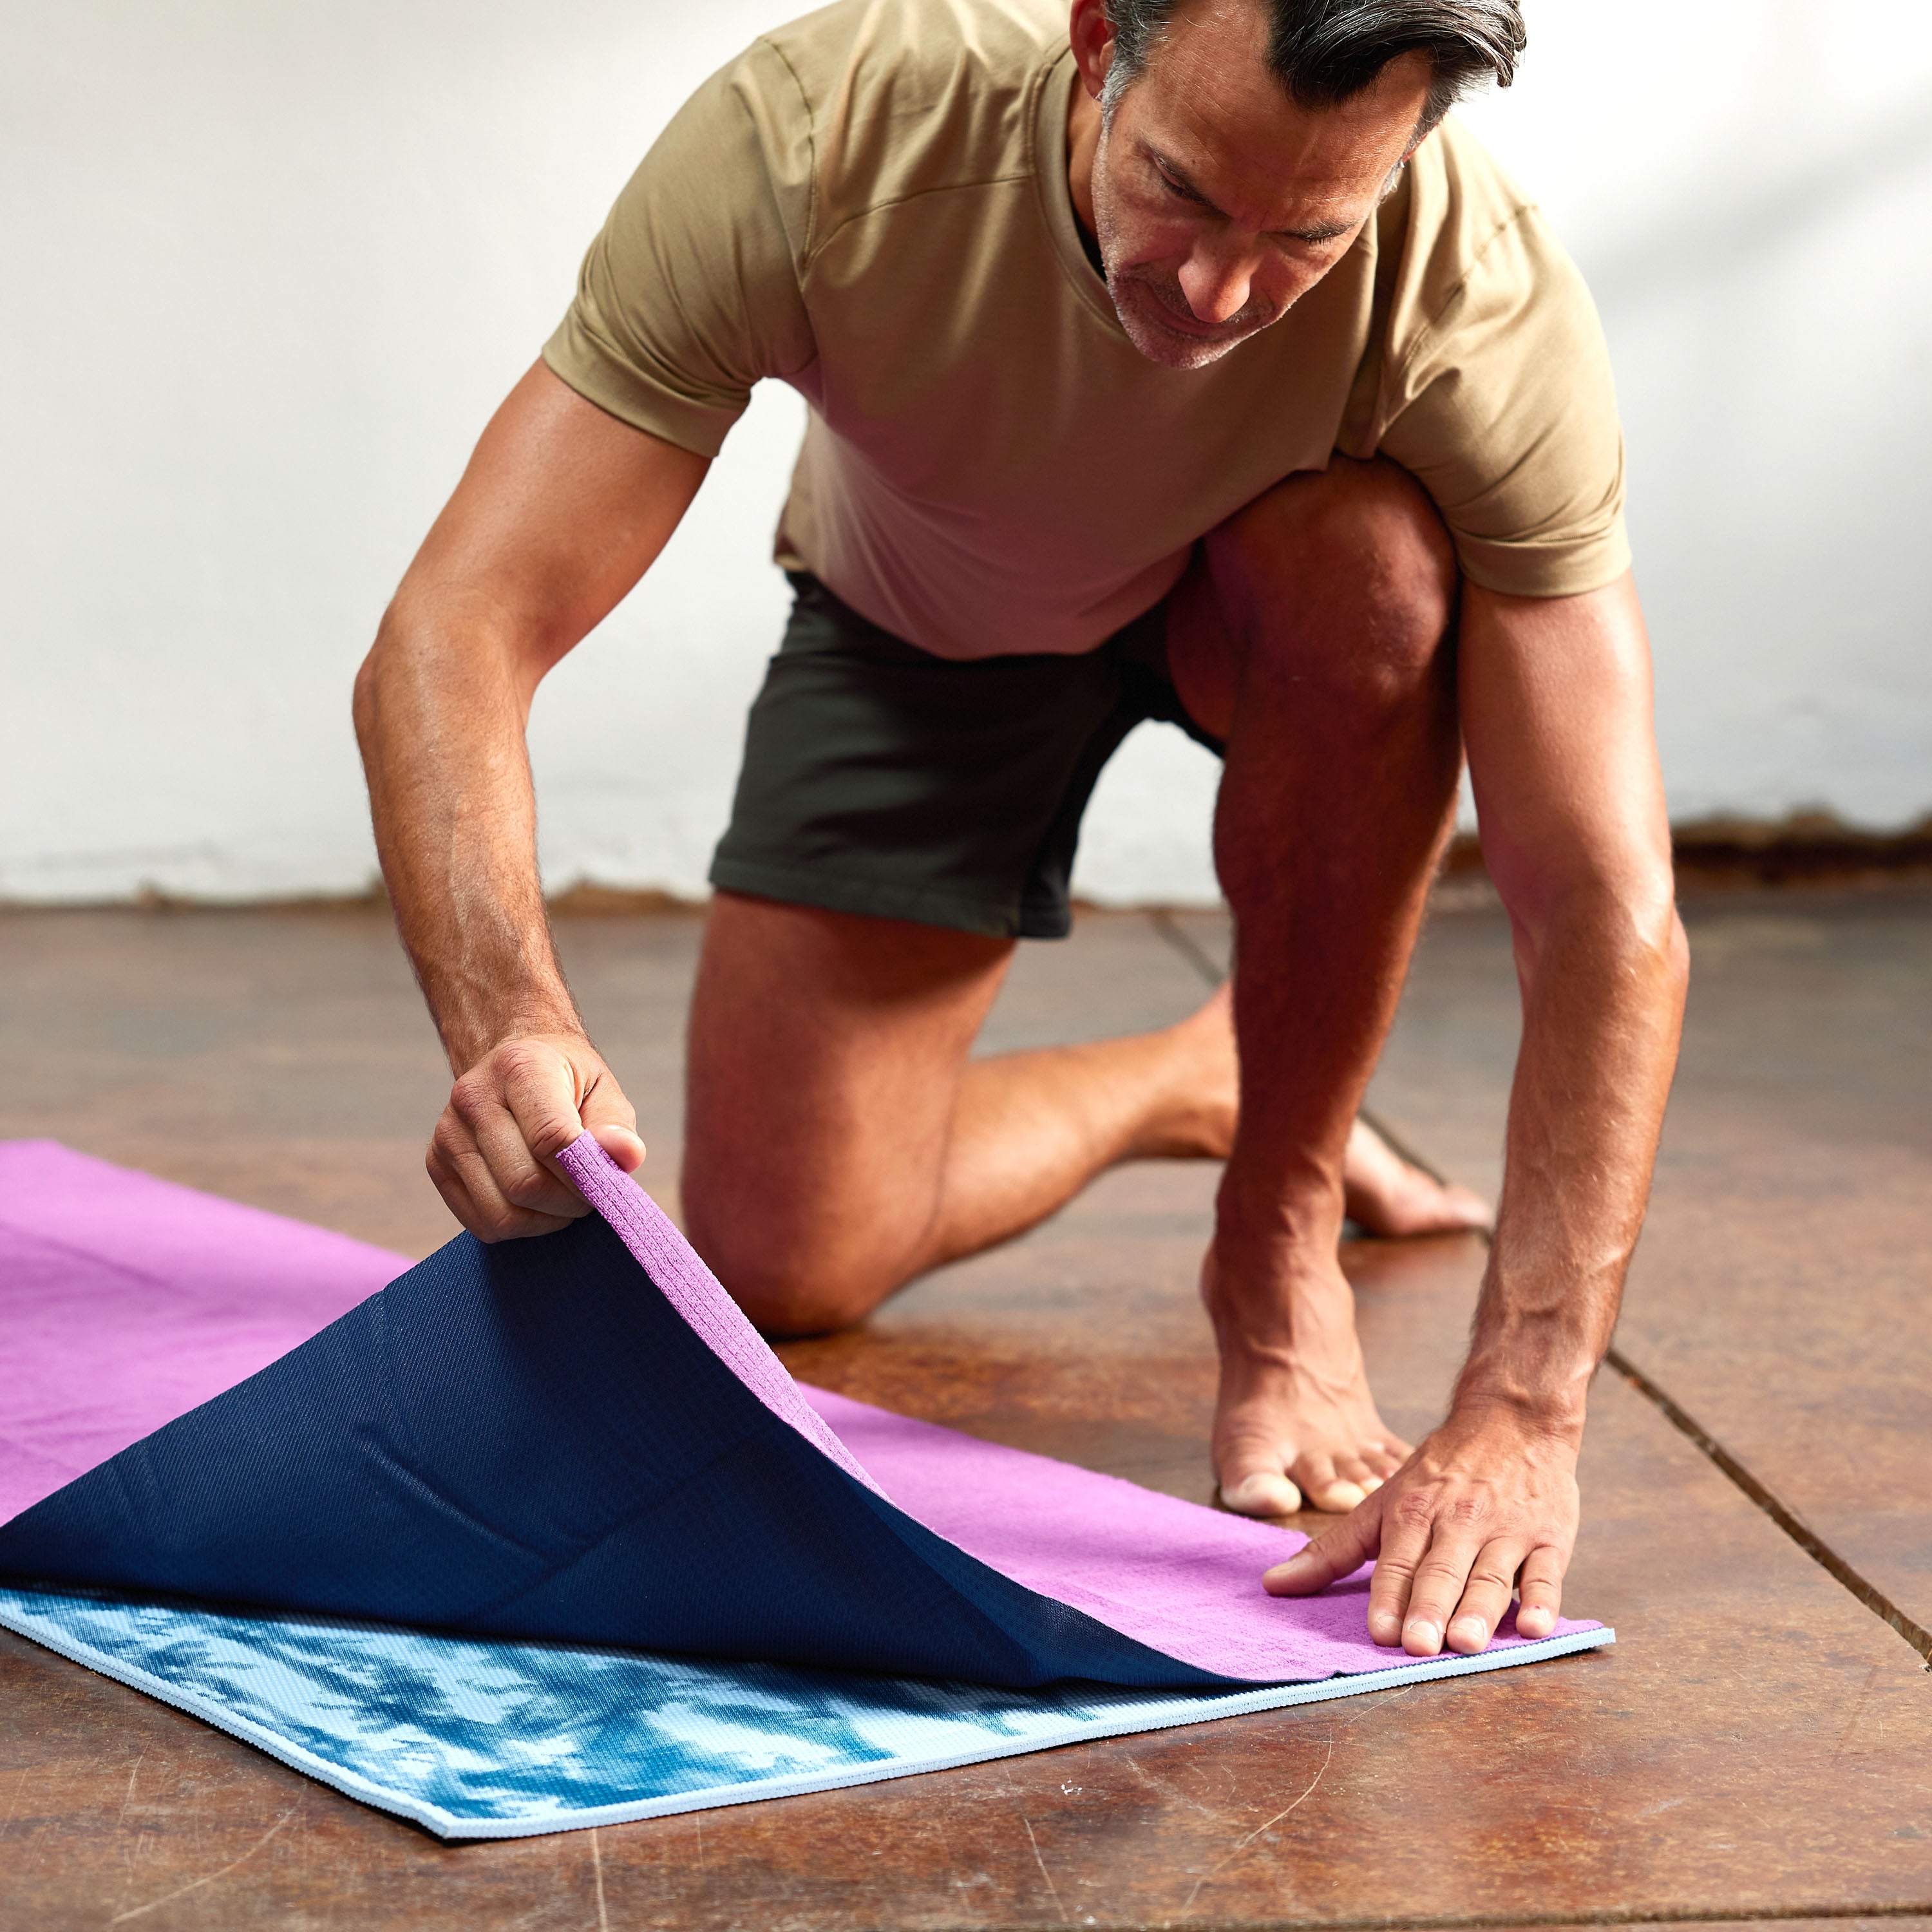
left=0, top=1215, right=1226, bottom=1690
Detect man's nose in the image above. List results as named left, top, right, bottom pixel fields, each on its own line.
left=1177, top=244, right=1262, bottom=325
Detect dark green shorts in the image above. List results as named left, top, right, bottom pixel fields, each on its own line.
left=709, top=573, right=1224, bottom=940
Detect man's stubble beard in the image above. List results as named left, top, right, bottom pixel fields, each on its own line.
left=1090, top=119, right=1279, bottom=372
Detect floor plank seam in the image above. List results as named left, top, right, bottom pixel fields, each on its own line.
left=1604, top=1346, right=1932, bottom=1669
left=1145, top=905, right=1932, bottom=1674
left=1146, top=909, right=1451, bottom=1178
left=1149, top=907, right=1225, bottom=987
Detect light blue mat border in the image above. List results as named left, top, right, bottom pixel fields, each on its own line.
left=0, top=1585, right=1613, bottom=1840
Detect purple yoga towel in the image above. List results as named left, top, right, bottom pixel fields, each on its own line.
left=0, top=1142, right=398, bottom=1524
left=0, top=1137, right=1595, bottom=1680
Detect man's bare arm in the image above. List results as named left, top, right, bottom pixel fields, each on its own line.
left=1265, top=570, right=1689, bottom=1651
left=354, top=361, right=708, bottom=1238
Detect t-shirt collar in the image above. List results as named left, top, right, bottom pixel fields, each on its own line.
left=1029, top=47, right=1129, bottom=336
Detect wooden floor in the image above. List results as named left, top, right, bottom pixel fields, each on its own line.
left=1, top=891, right=1928, bottom=1931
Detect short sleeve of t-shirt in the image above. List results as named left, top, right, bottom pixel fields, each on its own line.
left=1352, top=128, right=1631, bottom=600
left=541, top=44, right=815, bottom=459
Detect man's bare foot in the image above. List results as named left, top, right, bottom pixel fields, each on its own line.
left=1129, top=981, right=1241, bottom=1159
left=1202, top=1245, right=1412, bottom=1516
left=1343, top=1116, right=1491, bottom=1238
left=1160, top=988, right=1491, bottom=1238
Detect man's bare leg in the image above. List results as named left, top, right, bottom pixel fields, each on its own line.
left=682, top=895, right=1242, bottom=1334
left=949, top=986, right=1486, bottom=1247
left=683, top=891, right=1481, bottom=1337
left=1167, top=455, right=1467, bottom=1517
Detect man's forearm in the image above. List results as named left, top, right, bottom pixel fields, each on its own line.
left=353, top=363, right=703, bottom=1238
left=354, top=362, right=708, bottom=1083
left=354, top=603, right=581, bottom=1075
left=1456, top=879, right=1689, bottom=1434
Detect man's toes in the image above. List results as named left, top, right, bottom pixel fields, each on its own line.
left=1434, top=1180, right=1494, bottom=1233
left=1290, top=1455, right=1366, bottom=1514
left=1343, top=1120, right=1495, bottom=1238
left=1374, top=1174, right=1492, bottom=1239
left=1220, top=1471, right=1304, bottom=1517
left=1303, top=1479, right=1367, bottom=1512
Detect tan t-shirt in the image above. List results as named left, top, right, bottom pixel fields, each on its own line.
left=544, top=0, right=1629, bottom=659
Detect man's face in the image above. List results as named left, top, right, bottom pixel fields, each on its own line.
left=1084, top=0, right=1434, bottom=369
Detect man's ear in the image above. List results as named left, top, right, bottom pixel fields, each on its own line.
left=1068, top=0, right=1118, bottom=100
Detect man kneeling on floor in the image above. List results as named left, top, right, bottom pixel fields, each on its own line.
left=355, top=0, right=1688, bottom=1660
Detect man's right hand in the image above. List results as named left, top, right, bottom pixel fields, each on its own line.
left=427, top=1032, right=646, bottom=1241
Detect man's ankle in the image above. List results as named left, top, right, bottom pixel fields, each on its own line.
left=1199, top=1235, right=1358, bottom=1357
left=1214, top=1161, right=1349, bottom=1256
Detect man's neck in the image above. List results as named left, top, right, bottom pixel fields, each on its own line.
left=1067, top=81, right=1102, bottom=248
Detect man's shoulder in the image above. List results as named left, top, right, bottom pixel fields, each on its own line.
left=759, top=0, right=1063, bottom=101
left=746, top=0, right=1064, bottom=245
left=1390, top=115, right=1582, bottom=330
left=1405, top=118, right=1535, bottom=272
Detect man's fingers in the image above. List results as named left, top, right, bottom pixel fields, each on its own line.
left=424, top=1135, right=482, bottom=1234
left=430, top=1114, right=576, bottom=1242
left=1264, top=1486, right=1384, bottom=1597
left=1398, top=1535, right=1488, bottom=1657
left=586, top=1122, right=647, bottom=1171
left=448, top=1139, right=575, bottom=1240
left=578, top=1072, right=646, bottom=1173
left=469, top=1107, right=588, bottom=1219
left=1514, top=1543, right=1567, bottom=1638
left=429, top=1032, right=646, bottom=1240
left=1350, top=1492, right=1437, bottom=1644
left=490, top=1040, right=594, bottom=1168
left=1446, top=1539, right=1524, bottom=1654
left=1275, top=1408, right=1585, bottom=1654
left=444, top=1043, right=585, bottom=1222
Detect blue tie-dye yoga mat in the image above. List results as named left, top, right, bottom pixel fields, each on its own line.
left=0, top=1139, right=1611, bottom=1837
left=0, top=1586, right=1608, bottom=1837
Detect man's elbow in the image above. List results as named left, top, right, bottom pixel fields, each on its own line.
left=1602, top=860, right=1688, bottom=1012
left=1502, top=848, right=1686, bottom=999
left=1657, top=893, right=1690, bottom=1012
left=350, top=613, right=398, bottom=761
left=352, top=595, right=446, bottom=755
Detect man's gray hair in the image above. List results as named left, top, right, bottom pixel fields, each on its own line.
left=1100, top=0, right=1527, bottom=130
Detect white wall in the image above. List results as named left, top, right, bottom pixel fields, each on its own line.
left=1459, top=0, right=1932, bottom=833
left=3, top=0, right=1927, bottom=905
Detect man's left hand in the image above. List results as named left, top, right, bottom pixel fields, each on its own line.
left=1260, top=1401, right=1580, bottom=1654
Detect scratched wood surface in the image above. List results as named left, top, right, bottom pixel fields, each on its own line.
left=2, top=902, right=1929, bottom=1929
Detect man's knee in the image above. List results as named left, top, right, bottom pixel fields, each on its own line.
left=1202, top=456, right=1459, bottom=706
left=682, top=1190, right=887, bottom=1340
